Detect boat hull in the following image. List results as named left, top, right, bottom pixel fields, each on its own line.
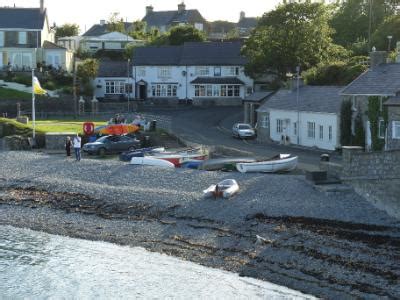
left=236, top=156, right=298, bottom=173
left=203, top=179, right=239, bottom=198
left=130, top=157, right=175, bottom=168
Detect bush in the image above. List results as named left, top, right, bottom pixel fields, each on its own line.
left=60, top=86, right=73, bottom=95
left=11, top=74, right=32, bottom=86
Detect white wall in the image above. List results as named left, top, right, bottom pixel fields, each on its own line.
left=269, top=109, right=339, bottom=151
left=94, top=77, right=132, bottom=99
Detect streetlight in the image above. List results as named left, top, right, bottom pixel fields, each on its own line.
left=387, top=35, right=393, bottom=52
left=127, top=58, right=130, bottom=112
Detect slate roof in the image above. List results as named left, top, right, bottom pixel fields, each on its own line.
left=237, top=17, right=258, bottom=29
left=341, top=63, right=400, bottom=96
left=190, top=77, right=244, bottom=85
left=83, top=22, right=133, bottom=37
left=97, top=60, right=130, bottom=78
left=43, top=41, right=66, bottom=50
left=133, top=41, right=247, bottom=66
left=143, top=9, right=205, bottom=28
left=258, top=86, right=344, bottom=114
left=384, top=97, right=400, bottom=106
left=0, top=7, right=45, bottom=29
left=244, top=91, right=274, bottom=103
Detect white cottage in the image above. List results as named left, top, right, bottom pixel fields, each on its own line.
left=257, top=85, right=344, bottom=151
left=132, top=41, right=254, bottom=105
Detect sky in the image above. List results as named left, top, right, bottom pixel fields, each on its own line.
left=2, top=0, right=282, bottom=33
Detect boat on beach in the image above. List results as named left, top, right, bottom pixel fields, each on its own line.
left=236, top=154, right=298, bottom=173
left=130, top=157, right=175, bottom=168
left=199, top=158, right=257, bottom=171
left=119, top=147, right=165, bottom=161
left=203, top=179, right=239, bottom=198
left=149, top=148, right=208, bottom=167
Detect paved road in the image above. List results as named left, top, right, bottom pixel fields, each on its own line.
left=144, top=106, right=341, bottom=171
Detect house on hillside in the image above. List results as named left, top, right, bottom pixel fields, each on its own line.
left=142, top=3, right=206, bottom=33
left=237, top=12, right=258, bottom=37
left=132, top=41, right=254, bottom=105
left=0, top=0, right=73, bottom=72
left=208, top=12, right=258, bottom=40
left=93, top=60, right=132, bottom=101
left=79, top=20, right=144, bottom=53
left=341, top=50, right=400, bottom=150
left=257, top=85, right=344, bottom=151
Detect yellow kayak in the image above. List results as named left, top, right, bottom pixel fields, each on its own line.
left=95, top=124, right=140, bottom=135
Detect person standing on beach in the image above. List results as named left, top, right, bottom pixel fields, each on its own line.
left=73, top=134, right=82, bottom=161
left=65, top=136, right=72, bottom=157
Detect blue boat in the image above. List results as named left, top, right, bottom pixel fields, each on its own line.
left=181, top=160, right=203, bottom=169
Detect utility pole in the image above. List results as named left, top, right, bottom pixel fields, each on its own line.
left=368, top=0, right=373, bottom=52
left=72, top=55, right=77, bottom=118
left=296, top=66, right=300, bottom=146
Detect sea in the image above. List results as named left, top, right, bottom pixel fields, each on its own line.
left=0, top=225, right=314, bottom=299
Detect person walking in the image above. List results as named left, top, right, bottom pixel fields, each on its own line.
left=73, top=133, right=82, bottom=161
left=65, top=136, right=72, bottom=157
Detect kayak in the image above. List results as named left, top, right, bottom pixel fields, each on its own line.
left=95, top=124, right=140, bottom=136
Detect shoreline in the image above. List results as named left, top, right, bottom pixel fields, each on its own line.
left=1, top=151, right=400, bottom=298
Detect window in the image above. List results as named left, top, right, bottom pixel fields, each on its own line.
left=234, top=86, right=240, bottom=97
left=195, top=67, right=209, bottom=76
left=378, top=119, right=386, bottom=139
left=293, top=122, right=298, bottom=135
left=137, top=67, right=146, bottom=77
left=18, top=32, right=27, bottom=44
left=105, top=81, right=125, bottom=94
left=307, top=122, right=315, bottom=139
left=319, top=125, right=324, bottom=140
left=214, top=67, right=221, bottom=77
left=246, top=87, right=253, bottom=96
left=393, top=121, right=400, bottom=139
left=151, top=84, right=177, bottom=97
left=158, top=67, right=171, bottom=78
left=0, top=31, right=4, bottom=47
left=261, top=115, right=269, bottom=128
left=213, top=85, right=220, bottom=97
left=276, top=119, right=283, bottom=133
left=329, top=126, right=333, bottom=141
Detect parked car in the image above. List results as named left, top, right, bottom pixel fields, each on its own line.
left=82, top=135, right=140, bottom=156
left=232, top=123, right=256, bottom=139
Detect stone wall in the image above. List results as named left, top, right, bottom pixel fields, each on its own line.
left=45, top=133, right=76, bottom=150
left=341, top=146, right=400, bottom=180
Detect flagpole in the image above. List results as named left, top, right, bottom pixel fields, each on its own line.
left=32, top=68, right=36, bottom=140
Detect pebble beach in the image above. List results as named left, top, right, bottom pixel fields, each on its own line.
left=1, top=151, right=399, bottom=298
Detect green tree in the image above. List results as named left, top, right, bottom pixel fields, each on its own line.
left=55, top=23, right=79, bottom=39
left=77, top=59, right=99, bottom=95
left=107, top=12, right=125, bottom=33
left=340, top=99, right=353, bottom=146
left=371, top=15, right=400, bottom=51
left=167, top=25, right=206, bottom=45
left=242, top=2, right=336, bottom=80
left=128, top=20, right=147, bottom=40
left=353, top=113, right=366, bottom=148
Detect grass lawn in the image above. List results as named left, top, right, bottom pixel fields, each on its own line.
left=32, top=120, right=108, bottom=134
left=0, top=87, right=32, bottom=100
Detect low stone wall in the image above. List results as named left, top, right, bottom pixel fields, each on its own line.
left=45, top=132, right=76, bottom=150
left=341, top=146, right=400, bottom=180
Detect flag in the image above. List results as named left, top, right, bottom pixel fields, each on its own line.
left=33, top=76, right=48, bottom=95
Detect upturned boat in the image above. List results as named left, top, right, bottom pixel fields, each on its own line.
left=130, top=157, right=175, bottom=168
left=203, top=179, right=239, bottom=198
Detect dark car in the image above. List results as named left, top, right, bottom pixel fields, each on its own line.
left=82, top=135, right=140, bottom=156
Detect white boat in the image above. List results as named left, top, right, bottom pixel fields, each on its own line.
left=130, top=157, right=175, bottom=168
left=236, top=154, right=298, bottom=173
left=203, top=179, right=239, bottom=198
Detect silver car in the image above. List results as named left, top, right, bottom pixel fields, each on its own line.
left=232, top=123, right=256, bottom=139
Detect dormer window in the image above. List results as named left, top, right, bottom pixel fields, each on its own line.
left=18, top=32, right=27, bottom=45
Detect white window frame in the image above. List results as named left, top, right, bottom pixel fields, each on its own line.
left=319, top=125, right=324, bottom=140
left=151, top=84, right=177, bottom=97
left=214, top=67, right=221, bottom=77
left=307, top=122, right=315, bottom=139
left=105, top=81, right=125, bottom=94
left=293, top=121, right=298, bottom=136
left=158, top=67, right=171, bottom=78
left=195, top=66, right=209, bottom=76
left=0, top=31, right=4, bottom=47
left=378, top=119, right=386, bottom=139
left=276, top=119, right=283, bottom=134
left=261, top=114, right=269, bottom=128
left=393, top=121, right=400, bottom=139
left=137, top=67, right=146, bottom=77
left=18, top=32, right=27, bottom=44
left=328, top=126, right=333, bottom=141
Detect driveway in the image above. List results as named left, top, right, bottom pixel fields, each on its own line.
left=145, top=106, right=341, bottom=171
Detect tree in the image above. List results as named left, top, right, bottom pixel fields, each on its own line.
left=55, top=23, right=79, bottom=39
left=371, top=15, right=400, bottom=51
left=107, top=12, right=125, bottom=33
left=242, top=2, right=337, bottom=80
left=340, top=99, right=353, bottom=147
left=77, top=59, right=99, bottom=96
left=149, top=25, right=206, bottom=46
left=128, top=21, right=147, bottom=40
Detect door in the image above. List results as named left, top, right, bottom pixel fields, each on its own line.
left=139, top=84, right=147, bottom=100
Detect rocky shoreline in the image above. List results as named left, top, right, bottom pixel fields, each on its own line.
left=1, top=151, right=399, bottom=299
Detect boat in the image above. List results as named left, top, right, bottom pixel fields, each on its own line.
left=236, top=154, right=298, bottom=173
left=95, top=123, right=140, bottom=136
left=199, top=158, right=257, bottom=171
left=180, top=159, right=203, bottom=169
left=149, top=148, right=208, bottom=167
left=119, top=147, right=165, bottom=162
left=130, top=157, right=175, bottom=168
left=203, top=179, right=239, bottom=198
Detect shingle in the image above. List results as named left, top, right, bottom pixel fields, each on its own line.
left=143, top=9, right=205, bottom=28
left=97, top=60, right=130, bottom=78
left=43, top=41, right=66, bottom=49
left=190, top=77, right=244, bottom=84
left=83, top=22, right=133, bottom=37
left=133, top=46, right=183, bottom=66
left=341, top=63, right=400, bottom=96
left=244, top=91, right=274, bottom=102
left=0, top=7, right=45, bottom=29
left=258, top=86, right=344, bottom=114
left=384, top=97, right=400, bottom=106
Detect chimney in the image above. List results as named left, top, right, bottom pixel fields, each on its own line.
left=40, top=0, right=44, bottom=13
left=100, top=20, right=106, bottom=26
left=178, top=2, right=186, bottom=13
left=240, top=11, right=245, bottom=21
left=370, top=49, right=387, bottom=69
left=146, top=5, right=154, bottom=15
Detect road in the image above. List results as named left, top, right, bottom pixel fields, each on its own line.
left=144, top=106, right=341, bottom=171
